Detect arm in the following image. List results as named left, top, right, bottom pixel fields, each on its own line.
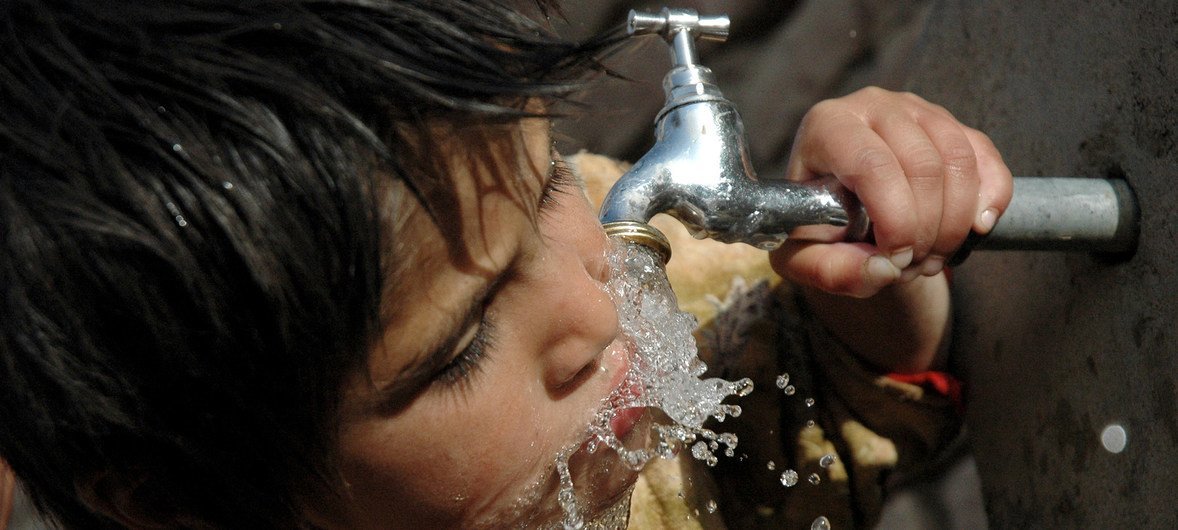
left=770, top=87, right=1013, bottom=373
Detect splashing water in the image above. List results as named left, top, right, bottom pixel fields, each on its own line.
left=555, top=242, right=753, bottom=528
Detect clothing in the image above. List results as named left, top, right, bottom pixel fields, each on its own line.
left=571, top=152, right=963, bottom=530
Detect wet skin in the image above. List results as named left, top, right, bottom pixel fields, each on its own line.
left=319, top=118, right=641, bottom=529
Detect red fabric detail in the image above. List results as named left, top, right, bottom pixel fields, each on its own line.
left=886, top=371, right=964, bottom=413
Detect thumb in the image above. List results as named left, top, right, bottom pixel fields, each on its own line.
left=769, top=241, right=901, bottom=299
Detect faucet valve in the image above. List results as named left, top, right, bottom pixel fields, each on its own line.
left=627, top=8, right=729, bottom=67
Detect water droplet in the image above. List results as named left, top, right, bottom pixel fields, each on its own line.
left=806, top=420, right=816, bottom=428
left=775, top=373, right=790, bottom=389
left=779, top=469, right=799, bottom=487
left=706, top=499, right=718, bottom=513
left=172, top=143, right=183, bottom=152
left=1101, top=424, right=1128, bottom=453
left=805, top=398, right=815, bottom=407
left=272, top=22, right=283, bottom=30
left=222, top=181, right=235, bottom=190
left=819, top=454, right=836, bottom=468
left=808, top=473, right=821, bottom=485
left=811, top=515, right=832, bottom=530
left=783, top=385, right=796, bottom=396
left=767, top=460, right=776, bottom=471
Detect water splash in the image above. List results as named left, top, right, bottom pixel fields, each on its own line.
left=586, top=242, right=752, bottom=467
left=556, top=241, right=753, bottom=527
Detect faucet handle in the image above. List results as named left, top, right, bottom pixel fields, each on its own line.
left=627, top=8, right=729, bottom=67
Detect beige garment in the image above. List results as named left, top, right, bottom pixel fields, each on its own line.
left=571, top=152, right=962, bottom=530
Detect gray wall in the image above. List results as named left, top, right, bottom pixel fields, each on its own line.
left=905, top=1, right=1178, bottom=527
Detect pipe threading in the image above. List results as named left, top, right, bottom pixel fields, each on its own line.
left=602, top=221, right=672, bottom=265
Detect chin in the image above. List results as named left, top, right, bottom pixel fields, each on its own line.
left=473, top=412, right=652, bottom=530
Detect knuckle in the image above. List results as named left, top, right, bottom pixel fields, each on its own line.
left=853, top=146, right=896, bottom=176
left=905, top=147, right=944, bottom=179
left=941, top=144, right=978, bottom=173
left=908, top=173, right=943, bottom=193
left=815, top=258, right=855, bottom=295
left=806, top=98, right=841, bottom=121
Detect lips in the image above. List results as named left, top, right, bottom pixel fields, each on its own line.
left=604, top=340, right=647, bottom=440
left=609, top=405, right=646, bottom=439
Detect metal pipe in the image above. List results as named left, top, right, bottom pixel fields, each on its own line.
left=973, top=178, right=1139, bottom=252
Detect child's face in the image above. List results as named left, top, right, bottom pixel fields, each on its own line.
left=320, top=118, right=641, bottom=528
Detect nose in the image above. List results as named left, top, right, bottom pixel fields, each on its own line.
left=537, top=219, right=619, bottom=394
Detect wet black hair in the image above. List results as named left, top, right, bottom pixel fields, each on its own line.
left=0, top=0, right=616, bottom=527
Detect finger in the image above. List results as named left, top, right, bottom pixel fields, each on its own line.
left=917, top=109, right=981, bottom=274
left=963, top=127, right=1014, bottom=234
left=789, top=103, right=918, bottom=270
left=770, top=240, right=900, bottom=299
left=872, top=105, right=946, bottom=266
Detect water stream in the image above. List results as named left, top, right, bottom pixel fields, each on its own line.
left=553, top=241, right=754, bottom=529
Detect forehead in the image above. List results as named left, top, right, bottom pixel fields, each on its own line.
left=386, top=117, right=550, bottom=287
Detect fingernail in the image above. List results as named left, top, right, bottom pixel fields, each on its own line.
left=889, top=247, right=914, bottom=270
left=866, top=255, right=901, bottom=285
left=900, top=267, right=920, bottom=283
left=977, top=208, right=999, bottom=234
left=920, top=256, right=944, bottom=276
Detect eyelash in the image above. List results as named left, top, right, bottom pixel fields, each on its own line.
left=538, top=157, right=577, bottom=212
left=436, top=313, right=496, bottom=388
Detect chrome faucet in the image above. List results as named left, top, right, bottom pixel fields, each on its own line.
left=599, top=8, right=869, bottom=258
left=600, top=8, right=1140, bottom=264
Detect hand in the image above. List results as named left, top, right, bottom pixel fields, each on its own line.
left=770, top=87, right=1013, bottom=298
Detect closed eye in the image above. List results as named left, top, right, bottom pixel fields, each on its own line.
left=434, top=311, right=496, bottom=389
left=538, top=154, right=578, bottom=214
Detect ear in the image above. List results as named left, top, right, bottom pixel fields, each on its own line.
left=74, top=469, right=182, bottom=529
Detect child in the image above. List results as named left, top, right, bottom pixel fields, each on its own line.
left=0, top=1, right=1010, bottom=528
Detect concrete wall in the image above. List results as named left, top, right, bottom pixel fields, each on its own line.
left=905, top=1, right=1178, bottom=526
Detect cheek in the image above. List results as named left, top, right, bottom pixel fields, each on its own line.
left=335, top=367, right=582, bottom=524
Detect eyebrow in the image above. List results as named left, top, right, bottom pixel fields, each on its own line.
left=373, top=153, right=557, bottom=411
